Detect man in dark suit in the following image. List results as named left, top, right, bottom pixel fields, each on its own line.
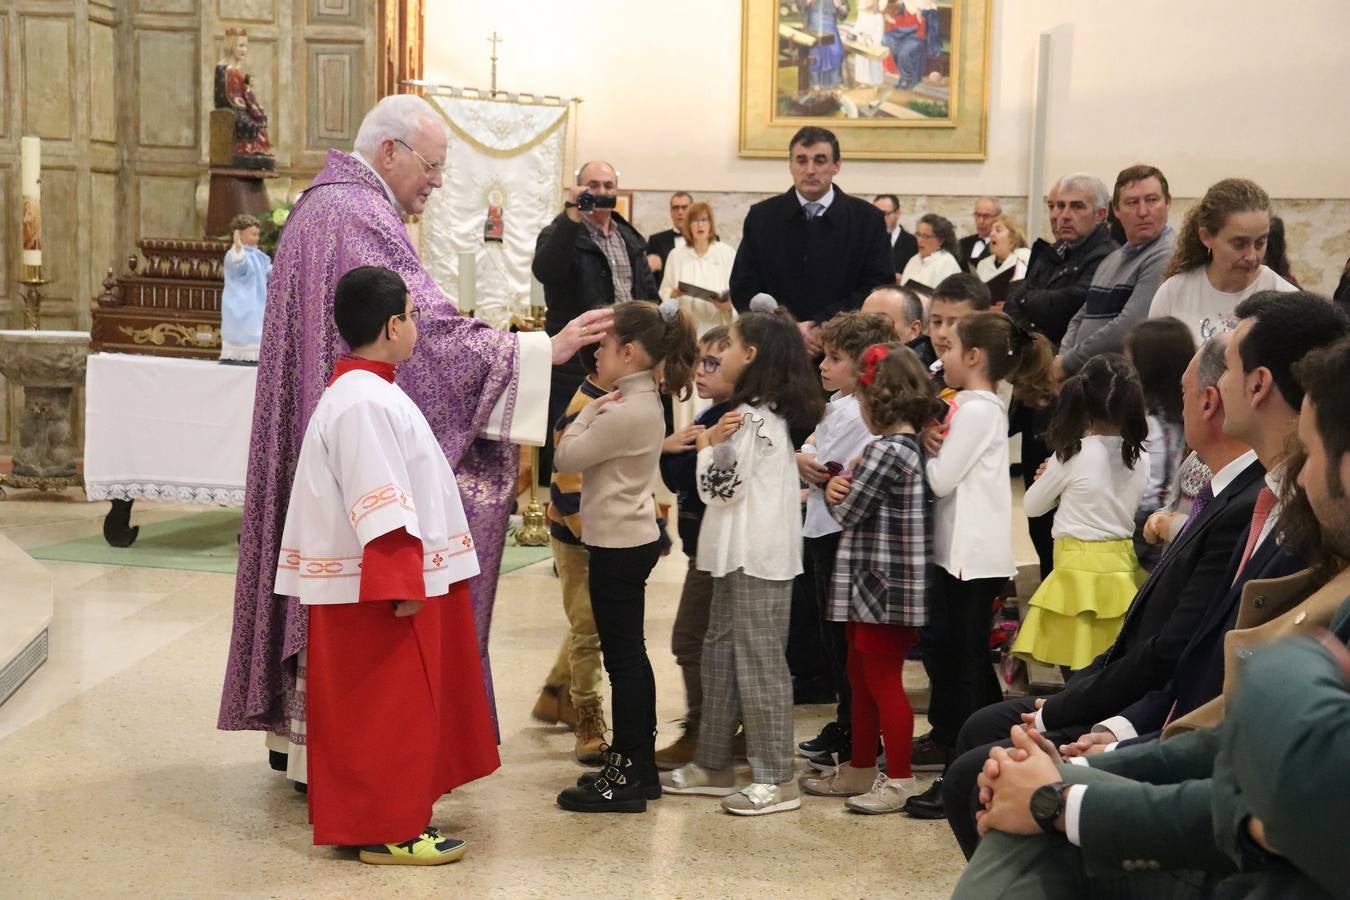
left=957, top=196, right=1001, bottom=270
left=644, top=191, right=693, bottom=291
left=949, top=332, right=1350, bottom=900
left=873, top=193, right=918, bottom=277
left=729, top=126, right=894, bottom=355
left=929, top=334, right=1263, bottom=849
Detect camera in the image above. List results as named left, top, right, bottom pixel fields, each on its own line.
left=576, top=191, right=617, bottom=213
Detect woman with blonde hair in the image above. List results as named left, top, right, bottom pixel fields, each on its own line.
left=1147, top=177, right=1295, bottom=345
left=974, top=214, right=1030, bottom=289
left=659, top=201, right=737, bottom=428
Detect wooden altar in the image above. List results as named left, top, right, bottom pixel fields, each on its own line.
left=90, top=238, right=230, bottom=360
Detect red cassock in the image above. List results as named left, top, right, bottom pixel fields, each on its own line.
left=306, top=527, right=501, bottom=845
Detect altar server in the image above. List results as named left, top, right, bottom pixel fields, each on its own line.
left=275, top=265, right=499, bottom=865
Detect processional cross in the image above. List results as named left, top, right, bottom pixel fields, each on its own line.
left=488, top=32, right=502, bottom=94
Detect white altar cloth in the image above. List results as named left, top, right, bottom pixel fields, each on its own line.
left=83, top=353, right=257, bottom=506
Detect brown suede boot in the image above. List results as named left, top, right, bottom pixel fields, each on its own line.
left=574, top=704, right=608, bottom=765
left=655, top=727, right=698, bottom=771
left=531, top=684, right=578, bottom=730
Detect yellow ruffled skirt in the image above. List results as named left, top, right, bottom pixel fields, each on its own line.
left=1011, top=537, right=1146, bottom=670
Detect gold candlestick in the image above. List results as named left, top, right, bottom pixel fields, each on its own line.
left=514, top=450, right=551, bottom=547
left=19, top=264, right=50, bottom=330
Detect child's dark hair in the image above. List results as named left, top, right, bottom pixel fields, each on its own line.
left=700, top=324, right=732, bottom=352
left=729, top=309, right=826, bottom=430
left=932, top=273, right=992, bottom=311
left=1125, top=317, right=1194, bottom=423
left=953, top=312, right=1057, bottom=407
left=611, top=300, right=698, bottom=400
left=334, top=265, right=409, bottom=350
left=1045, top=353, right=1148, bottom=468
left=818, top=311, right=900, bottom=365
left=854, top=343, right=947, bottom=431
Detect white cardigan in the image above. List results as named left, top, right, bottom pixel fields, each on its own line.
left=695, top=404, right=802, bottom=582
left=925, top=389, right=1016, bottom=580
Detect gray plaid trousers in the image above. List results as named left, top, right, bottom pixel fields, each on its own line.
left=695, top=569, right=795, bottom=784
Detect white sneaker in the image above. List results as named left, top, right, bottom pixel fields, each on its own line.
left=659, top=762, right=737, bottom=796
left=845, top=773, right=919, bottom=815
left=721, top=781, right=802, bottom=816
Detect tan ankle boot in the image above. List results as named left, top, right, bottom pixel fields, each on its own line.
left=574, top=704, right=607, bottom=765
left=531, top=684, right=578, bottom=729
left=655, top=729, right=698, bottom=770
left=800, top=763, right=878, bottom=797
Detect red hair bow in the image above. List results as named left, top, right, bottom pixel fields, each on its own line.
left=859, top=344, right=889, bottom=386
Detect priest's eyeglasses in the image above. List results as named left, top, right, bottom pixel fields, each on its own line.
left=394, top=139, right=446, bottom=175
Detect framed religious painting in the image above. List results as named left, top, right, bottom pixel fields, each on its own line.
left=739, top=0, right=991, bottom=160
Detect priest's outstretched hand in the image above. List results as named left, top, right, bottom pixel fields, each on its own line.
left=552, top=307, right=614, bottom=365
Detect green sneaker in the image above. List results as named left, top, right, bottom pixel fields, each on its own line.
left=358, top=829, right=468, bottom=866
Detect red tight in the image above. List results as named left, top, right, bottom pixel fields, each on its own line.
left=847, top=623, right=918, bottom=778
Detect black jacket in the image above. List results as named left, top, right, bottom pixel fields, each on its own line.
left=646, top=228, right=679, bottom=290
left=729, top=185, right=894, bottom=323
left=1003, top=225, right=1117, bottom=346
left=533, top=211, right=657, bottom=342
left=1040, top=459, right=1266, bottom=733
left=1117, top=539, right=1306, bottom=745
left=958, top=232, right=988, bottom=271
left=891, top=227, right=919, bottom=276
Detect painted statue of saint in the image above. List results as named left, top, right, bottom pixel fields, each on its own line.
left=214, top=28, right=275, bottom=169
left=220, top=213, right=271, bottom=363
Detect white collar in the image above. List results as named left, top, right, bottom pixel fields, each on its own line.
left=351, top=151, right=403, bottom=213
left=796, top=187, right=836, bottom=211
left=1208, top=449, right=1259, bottom=498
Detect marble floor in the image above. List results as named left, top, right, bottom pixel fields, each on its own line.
left=0, top=489, right=978, bottom=899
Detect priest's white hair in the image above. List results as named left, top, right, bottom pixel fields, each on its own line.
left=353, top=94, right=447, bottom=158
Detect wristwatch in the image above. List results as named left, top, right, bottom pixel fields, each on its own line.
left=1029, top=782, right=1068, bottom=834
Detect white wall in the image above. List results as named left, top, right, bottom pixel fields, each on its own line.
left=425, top=0, right=1350, bottom=199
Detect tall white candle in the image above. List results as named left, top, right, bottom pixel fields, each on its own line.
left=457, top=250, right=476, bottom=314
left=20, top=136, right=42, bottom=268
left=530, top=274, right=545, bottom=309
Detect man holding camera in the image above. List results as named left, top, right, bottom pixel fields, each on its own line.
left=532, top=159, right=658, bottom=470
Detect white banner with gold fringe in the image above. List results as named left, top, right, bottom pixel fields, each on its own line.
left=421, top=95, right=569, bottom=330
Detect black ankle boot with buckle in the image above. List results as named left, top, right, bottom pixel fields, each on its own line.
left=558, top=749, right=655, bottom=813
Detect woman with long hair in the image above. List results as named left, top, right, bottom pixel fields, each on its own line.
left=1147, top=177, right=1296, bottom=345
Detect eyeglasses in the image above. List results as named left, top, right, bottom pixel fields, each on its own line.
left=396, top=308, right=422, bottom=322
left=394, top=139, right=446, bottom=175
left=698, top=355, right=722, bottom=373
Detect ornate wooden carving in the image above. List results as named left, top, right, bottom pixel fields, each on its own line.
left=90, top=238, right=232, bottom=360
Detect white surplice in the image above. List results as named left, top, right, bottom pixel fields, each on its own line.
left=275, top=369, right=482, bottom=605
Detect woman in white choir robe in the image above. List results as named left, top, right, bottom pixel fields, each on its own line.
left=658, top=201, right=736, bottom=430
left=900, top=212, right=964, bottom=291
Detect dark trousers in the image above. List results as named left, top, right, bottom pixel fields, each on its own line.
left=804, top=532, right=850, bottom=726
left=941, top=695, right=1086, bottom=859
left=671, top=557, right=715, bottom=731
left=787, top=572, right=830, bottom=689
left=924, top=569, right=1006, bottom=751
left=587, top=542, right=661, bottom=766
left=1012, top=401, right=1055, bottom=580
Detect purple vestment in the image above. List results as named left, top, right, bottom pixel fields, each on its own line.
left=218, top=150, right=520, bottom=740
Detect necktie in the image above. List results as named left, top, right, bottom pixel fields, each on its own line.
left=1232, top=486, right=1278, bottom=585
left=1175, top=481, right=1215, bottom=539
left=803, top=201, right=824, bottom=220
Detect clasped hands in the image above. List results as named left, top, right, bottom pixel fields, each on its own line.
left=696, top=411, right=743, bottom=451
left=1018, top=698, right=1115, bottom=758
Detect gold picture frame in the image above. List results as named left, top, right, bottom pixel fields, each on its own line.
left=739, top=0, right=991, bottom=160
